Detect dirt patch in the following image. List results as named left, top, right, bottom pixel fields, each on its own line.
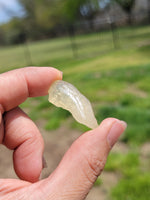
left=140, top=142, right=150, bottom=157
left=140, top=142, right=150, bottom=172
left=87, top=171, right=119, bottom=200
left=0, top=145, right=17, bottom=179
left=40, top=126, right=81, bottom=177
left=125, top=85, right=147, bottom=98
left=111, top=141, right=129, bottom=154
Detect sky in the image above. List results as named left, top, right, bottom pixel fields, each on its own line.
left=0, top=0, right=111, bottom=24
left=0, top=0, right=24, bottom=24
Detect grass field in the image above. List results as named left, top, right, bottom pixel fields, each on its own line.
left=0, top=25, right=150, bottom=199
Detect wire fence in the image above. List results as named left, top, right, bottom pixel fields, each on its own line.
left=25, top=14, right=150, bottom=65
left=0, top=13, right=150, bottom=68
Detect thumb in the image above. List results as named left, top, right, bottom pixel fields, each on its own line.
left=40, top=118, right=127, bottom=200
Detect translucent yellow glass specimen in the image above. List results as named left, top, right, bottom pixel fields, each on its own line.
left=48, top=80, right=98, bottom=129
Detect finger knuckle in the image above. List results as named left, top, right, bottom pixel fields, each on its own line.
left=82, top=151, right=107, bottom=184
left=87, top=154, right=106, bottom=177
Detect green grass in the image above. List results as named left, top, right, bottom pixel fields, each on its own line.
left=105, top=152, right=140, bottom=177
left=106, top=151, right=150, bottom=200
left=0, top=24, right=150, bottom=199
left=44, top=108, right=71, bottom=130
left=96, top=105, right=150, bottom=145
left=0, top=25, right=150, bottom=70
left=94, top=177, right=103, bottom=187
left=6, top=25, right=149, bottom=145
left=111, top=173, right=150, bottom=200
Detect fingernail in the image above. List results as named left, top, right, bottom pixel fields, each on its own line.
left=59, top=70, right=63, bottom=79
left=42, top=155, right=48, bottom=169
left=107, top=120, right=127, bottom=148
left=60, top=71, right=63, bottom=77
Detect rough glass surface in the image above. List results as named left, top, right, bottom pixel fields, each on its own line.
left=48, top=80, right=98, bottom=129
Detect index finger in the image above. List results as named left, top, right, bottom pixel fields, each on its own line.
left=0, top=67, right=62, bottom=113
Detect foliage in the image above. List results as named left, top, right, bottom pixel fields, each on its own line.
left=0, top=0, right=109, bottom=44
left=1, top=18, right=26, bottom=45
left=17, top=0, right=102, bottom=40
left=61, top=0, right=86, bottom=23
left=19, top=0, right=64, bottom=39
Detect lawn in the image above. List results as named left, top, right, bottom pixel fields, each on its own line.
left=0, top=24, right=150, bottom=199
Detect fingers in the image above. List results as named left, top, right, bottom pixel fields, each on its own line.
left=0, top=67, right=62, bottom=181
left=39, top=118, right=127, bottom=200
left=3, top=107, right=44, bottom=183
left=0, top=67, right=62, bottom=113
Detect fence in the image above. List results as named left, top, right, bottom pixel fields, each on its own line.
left=26, top=16, right=150, bottom=65
left=0, top=13, right=150, bottom=69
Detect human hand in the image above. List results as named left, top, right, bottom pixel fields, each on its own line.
left=0, top=67, right=126, bottom=200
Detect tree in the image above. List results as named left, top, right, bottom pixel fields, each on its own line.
left=114, top=0, right=136, bottom=24
left=18, top=0, right=64, bottom=39
left=1, top=18, right=26, bottom=45
left=17, top=0, right=109, bottom=40
left=62, top=0, right=87, bottom=24
left=62, top=0, right=102, bottom=31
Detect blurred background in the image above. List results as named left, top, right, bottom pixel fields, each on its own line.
left=0, top=0, right=150, bottom=199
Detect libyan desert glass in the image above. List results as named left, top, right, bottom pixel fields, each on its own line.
left=48, top=80, right=98, bottom=129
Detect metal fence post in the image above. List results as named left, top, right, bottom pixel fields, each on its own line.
left=19, top=32, right=33, bottom=66
left=108, top=17, right=120, bottom=49
left=67, top=25, right=78, bottom=58
left=24, top=41, right=33, bottom=66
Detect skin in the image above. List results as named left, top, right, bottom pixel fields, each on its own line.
left=0, top=67, right=126, bottom=200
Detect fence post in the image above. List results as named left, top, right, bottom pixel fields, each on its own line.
left=24, top=41, right=33, bottom=66
left=19, top=32, right=33, bottom=66
left=108, top=17, right=120, bottom=49
left=67, top=25, right=78, bottom=58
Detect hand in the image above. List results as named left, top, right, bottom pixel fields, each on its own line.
left=0, top=67, right=126, bottom=200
